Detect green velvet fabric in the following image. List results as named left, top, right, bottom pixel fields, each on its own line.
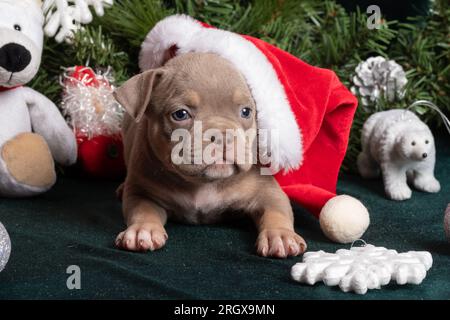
left=0, top=137, right=449, bottom=300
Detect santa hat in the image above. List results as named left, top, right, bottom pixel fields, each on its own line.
left=139, top=15, right=370, bottom=243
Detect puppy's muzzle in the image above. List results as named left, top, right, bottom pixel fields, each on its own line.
left=0, top=43, right=32, bottom=73
left=202, top=117, right=255, bottom=169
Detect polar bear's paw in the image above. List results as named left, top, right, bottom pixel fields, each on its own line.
left=385, top=183, right=412, bottom=201
left=413, top=175, right=441, bottom=193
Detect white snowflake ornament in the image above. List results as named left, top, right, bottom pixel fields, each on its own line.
left=43, top=0, right=113, bottom=43
left=291, top=243, right=433, bottom=294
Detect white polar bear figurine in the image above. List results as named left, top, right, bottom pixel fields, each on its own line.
left=0, top=0, right=77, bottom=197
left=357, top=109, right=440, bottom=201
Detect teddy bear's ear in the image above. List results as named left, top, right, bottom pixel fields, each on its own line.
left=113, top=69, right=164, bottom=123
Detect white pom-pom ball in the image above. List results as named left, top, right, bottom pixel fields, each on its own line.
left=319, top=195, right=370, bottom=243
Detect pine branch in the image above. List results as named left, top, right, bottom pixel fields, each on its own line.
left=30, top=26, right=129, bottom=103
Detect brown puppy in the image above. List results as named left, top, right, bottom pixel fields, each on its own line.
left=113, top=52, right=306, bottom=258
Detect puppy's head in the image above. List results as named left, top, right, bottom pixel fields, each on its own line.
left=114, top=52, right=258, bottom=182
left=0, top=0, right=44, bottom=87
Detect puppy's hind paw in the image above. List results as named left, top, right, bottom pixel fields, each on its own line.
left=256, top=229, right=307, bottom=258
left=115, top=223, right=168, bottom=252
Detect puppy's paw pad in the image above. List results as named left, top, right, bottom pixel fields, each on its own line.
left=115, top=224, right=168, bottom=252
left=256, top=229, right=306, bottom=259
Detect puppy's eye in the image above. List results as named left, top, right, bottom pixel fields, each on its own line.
left=14, top=24, right=22, bottom=31
left=411, top=141, right=416, bottom=146
left=425, top=140, right=429, bottom=144
left=171, top=109, right=191, bottom=121
left=240, top=107, right=252, bottom=119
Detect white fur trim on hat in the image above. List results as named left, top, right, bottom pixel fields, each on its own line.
left=139, top=14, right=303, bottom=172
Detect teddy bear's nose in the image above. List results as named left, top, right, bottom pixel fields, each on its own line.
left=0, top=43, right=32, bottom=73
left=422, top=153, right=428, bottom=158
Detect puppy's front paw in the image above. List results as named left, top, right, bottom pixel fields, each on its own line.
left=115, top=223, right=168, bottom=252
left=256, top=229, right=307, bottom=258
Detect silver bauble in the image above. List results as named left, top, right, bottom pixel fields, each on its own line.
left=0, top=222, right=11, bottom=272
left=351, top=56, right=408, bottom=107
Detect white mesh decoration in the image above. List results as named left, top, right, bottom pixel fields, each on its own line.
left=43, top=0, right=113, bottom=43
left=291, top=241, right=433, bottom=294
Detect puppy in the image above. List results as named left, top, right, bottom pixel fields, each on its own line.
left=113, top=52, right=306, bottom=258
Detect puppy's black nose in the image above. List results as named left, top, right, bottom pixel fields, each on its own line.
left=422, top=153, right=428, bottom=158
left=0, top=43, right=32, bottom=73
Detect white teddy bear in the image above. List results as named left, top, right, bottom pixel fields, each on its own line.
left=358, top=109, right=440, bottom=201
left=0, top=0, right=77, bottom=197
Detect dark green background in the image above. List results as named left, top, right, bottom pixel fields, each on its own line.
left=337, top=0, right=430, bottom=20
left=0, top=134, right=448, bottom=300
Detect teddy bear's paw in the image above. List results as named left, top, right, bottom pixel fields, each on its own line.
left=413, top=176, right=441, bottom=193
left=385, top=183, right=412, bottom=201
left=1, top=133, right=56, bottom=188
left=256, top=228, right=307, bottom=258
left=115, top=223, right=168, bottom=252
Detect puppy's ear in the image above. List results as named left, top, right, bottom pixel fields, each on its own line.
left=114, top=69, right=163, bottom=122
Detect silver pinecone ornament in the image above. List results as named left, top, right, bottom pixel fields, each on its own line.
left=0, top=222, right=11, bottom=272
left=351, top=56, right=408, bottom=107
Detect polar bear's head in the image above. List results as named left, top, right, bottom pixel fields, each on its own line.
left=0, top=0, right=44, bottom=87
left=396, top=129, right=434, bottom=161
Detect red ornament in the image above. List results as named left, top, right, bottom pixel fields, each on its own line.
left=77, top=134, right=125, bottom=180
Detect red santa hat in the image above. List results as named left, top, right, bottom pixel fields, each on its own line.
left=139, top=15, right=370, bottom=243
